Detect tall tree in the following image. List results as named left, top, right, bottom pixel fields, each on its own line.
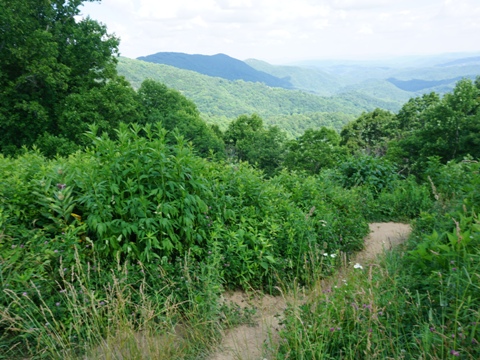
left=340, top=108, right=395, bottom=156
left=224, top=114, right=286, bottom=176
left=389, top=78, right=480, bottom=176
left=284, top=127, right=346, bottom=175
left=136, top=79, right=225, bottom=157
left=0, top=0, right=130, bottom=155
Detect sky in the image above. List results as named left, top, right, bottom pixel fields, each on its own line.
left=80, top=0, right=480, bottom=64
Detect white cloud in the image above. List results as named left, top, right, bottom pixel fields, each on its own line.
left=80, top=0, right=480, bottom=62
left=358, top=24, right=374, bottom=35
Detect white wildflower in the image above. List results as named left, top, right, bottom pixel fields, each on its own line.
left=354, top=263, right=363, bottom=270
left=330, top=253, right=337, bottom=258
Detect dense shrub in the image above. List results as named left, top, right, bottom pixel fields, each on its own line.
left=0, top=123, right=374, bottom=357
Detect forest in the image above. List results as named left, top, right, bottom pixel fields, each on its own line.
left=1, top=1, right=480, bottom=359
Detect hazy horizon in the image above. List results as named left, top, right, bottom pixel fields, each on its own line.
left=80, top=0, right=480, bottom=64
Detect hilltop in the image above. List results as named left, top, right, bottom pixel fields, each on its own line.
left=137, top=52, right=293, bottom=89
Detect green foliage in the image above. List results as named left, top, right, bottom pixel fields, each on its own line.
left=364, top=177, right=434, bottom=222
left=340, top=108, right=396, bottom=155
left=70, top=123, right=212, bottom=263
left=395, top=92, right=441, bottom=132
left=284, top=127, right=346, bottom=174
left=390, top=78, right=480, bottom=176
left=0, top=0, right=126, bottom=156
left=117, top=57, right=402, bottom=133
left=262, top=112, right=355, bottom=138
left=336, top=155, right=399, bottom=195
left=225, top=114, right=287, bottom=176
left=275, top=159, right=480, bottom=360
left=271, top=172, right=370, bottom=255
left=136, top=79, right=226, bottom=157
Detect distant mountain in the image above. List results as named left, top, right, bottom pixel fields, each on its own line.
left=291, top=54, right=480, bottom=87
left=386, top=76, right=470, bottom=92
left=137, top=52, right=293, bottom=89
left=118, top=52, right=479, bottom=137
left=117, top=57, right=402, bottom=137
left=245, top=58, right=342, bottom=96
left=436, top=56, right=480, bottom=67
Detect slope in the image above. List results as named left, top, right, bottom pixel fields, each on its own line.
left=245, top=58, right=342, bottom=96
left=118, top=57, right=403, bottom=135
left=137, top=52, right=293, bottom=89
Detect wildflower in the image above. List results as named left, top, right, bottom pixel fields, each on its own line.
left=56, top=183, right=66, bottom=190
left=323, top=253, right=328, bottom=257
left=330, top=327, right=335, bottom=332
left=330, top=253, right=337, bottom=258
left=354, top=263, right=363, bottom=269
left=56, top=302, right=60, bottom=307
left=450, top=350, right=460, bottom=356
left=22, top=292, right=28, bottom=297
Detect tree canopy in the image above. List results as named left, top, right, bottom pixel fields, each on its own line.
left=0, top=0, right=126, bottom=155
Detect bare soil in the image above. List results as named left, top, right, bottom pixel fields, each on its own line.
left=208, top=222, right=411, bottom=360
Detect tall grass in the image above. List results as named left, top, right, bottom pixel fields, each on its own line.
left=269, top=208, right=479, bottom=360
left=0, top=248, right=224, bottom=359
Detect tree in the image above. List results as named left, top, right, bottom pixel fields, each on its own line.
left=0, top=0, right=130, bottom=155
left=136, top=79, right=225, bottom=157
left=395, top=92, right=441, bottom=134
left=224, top=114, right=286, bottom=176
left=283, top=127, right=346, bottom=174
left=340, top=108, right=395, bottom=155
left=390, top=78, right=480, bottom=176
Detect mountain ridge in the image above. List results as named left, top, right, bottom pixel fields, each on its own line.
left=137, top=52, right=293, bottom=89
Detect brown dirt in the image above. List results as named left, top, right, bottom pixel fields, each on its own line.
left=210, top=291, right=286, bottom=360
left=208, top=222, right=411, bottom=360
left=355, top=222, right=411, bottom=264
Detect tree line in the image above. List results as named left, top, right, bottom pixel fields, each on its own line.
left=1, top=0, right=479, bottom=181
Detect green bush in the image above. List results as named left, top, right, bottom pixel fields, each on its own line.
left=365, top=177, right=433, bottom=221
left=337, top=155, right=399, bottom=195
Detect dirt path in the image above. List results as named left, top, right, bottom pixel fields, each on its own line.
left=209, top=222, right=411, bottom=360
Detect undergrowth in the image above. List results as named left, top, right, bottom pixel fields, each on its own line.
left=0, top=124, right=477, bottom=359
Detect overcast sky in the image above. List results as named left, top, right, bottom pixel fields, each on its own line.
left=80, top=0, right=480, bottom=64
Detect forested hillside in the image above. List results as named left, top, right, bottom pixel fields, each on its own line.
left=244, top=58, right=342, bottom=95
left=1, top=1, right=480, bottom=359
left=118, top=57, right=402, bottom=136
left=137, top=52, right=293, bottom=89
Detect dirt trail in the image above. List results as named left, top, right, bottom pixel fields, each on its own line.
left=209, top=222, right=411, bottom=360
